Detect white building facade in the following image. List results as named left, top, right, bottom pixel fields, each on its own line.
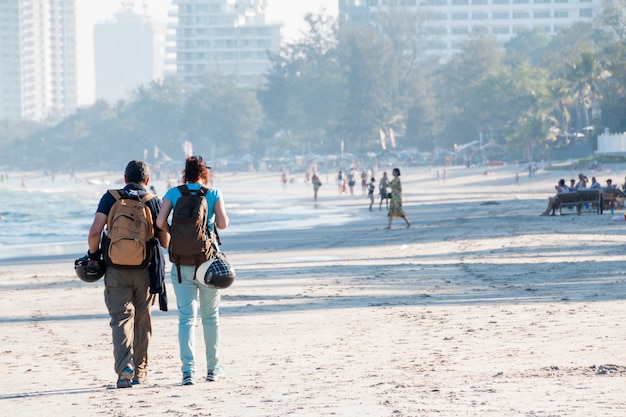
left=597, top=130, right=626, bottom=154
left=0, top=0, right=77, bottom=121
left=166, top=0, right=281, bottom=87
left=94, top=7, right=162, bottom=103
left=339, top=0, right=602, bottom=55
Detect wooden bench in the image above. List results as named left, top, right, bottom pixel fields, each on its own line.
left=578, top=188, right=602, bottom=214
left=558, top=189, right=602, bottom=215
left=558, top=191, right=580, bottom=215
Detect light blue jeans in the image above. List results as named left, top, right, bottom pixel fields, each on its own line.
left=171, top=264, right=221, bottom=375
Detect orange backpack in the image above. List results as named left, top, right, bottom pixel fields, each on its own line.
left=104, top=190, right=156, bottom=269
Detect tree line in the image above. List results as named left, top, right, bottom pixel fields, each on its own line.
left=1, top=6, right=626, bottom=171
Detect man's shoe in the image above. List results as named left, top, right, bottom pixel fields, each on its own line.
left=133, top=370, right=147, bottom=385
left=206, top=366, right=225, bottom=382
left=116, top=367, right=134, bottom=389
left=182, top=371, right=195, bottom=386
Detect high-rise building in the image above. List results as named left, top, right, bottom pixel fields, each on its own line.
left=0, top=0, right=77, bottom=121
left=94, top=6, right=163, bottom=103
left=339, top=0, right=602, bottom=56
left=167, top=0, right=281, bottom=87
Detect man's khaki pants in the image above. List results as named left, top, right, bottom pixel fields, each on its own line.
left=104, top=267, right=156, bottom=379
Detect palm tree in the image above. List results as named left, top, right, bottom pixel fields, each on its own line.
left=564, top=51, right=606, bottom=131
left=508, top=111, right=558, bottom=161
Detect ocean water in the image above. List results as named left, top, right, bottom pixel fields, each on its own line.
left=0, top=173, right=355, bottom=262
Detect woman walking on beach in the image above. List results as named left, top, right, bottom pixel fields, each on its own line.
left=156, top=156, right=230, bottom=385
left=385, top=168, right=411, bottom=229
left=312, top=173, right=322, bottom=201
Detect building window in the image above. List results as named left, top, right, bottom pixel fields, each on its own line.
left=513, top=11, right=530, bottom=18
left=472, top=0, right=488, bottom=4
left=554, top=10, right=568, bottom=17
left=579, top=8, right=592, bottom=17
left=493, top=11, right=509, bottom=19
left=451, top=12, right=469, bottom=20
left=426, top=41, right=448, bottom=49
left=451, top=0, right=468, bottom=4
left=428, top=12, right=447, bottom=20
left=493, top=0, right=509, bottom=4
left=451, top=27, right=469, bottom=34
left=534, top=11, right=550, bottom=18
left=492, top=26, right=510, bottom=34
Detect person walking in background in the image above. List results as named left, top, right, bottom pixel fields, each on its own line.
left=281, top=170, right=288, bottom=190
left=385, top=167, right=411, bottom=229
left=347, top=168, right=357, bottom=195
left=378, top=171, right=390, bottom=210
left=367, top=177, right=376, bottom=211
left=361, top=170, right=368, bottom=195
left=336, top=170, right=343, bottom=194
left=87, top=160, right=170, bottom=388
left=156, top=156, right=230, bottom=386
left=312, top=173, right=322, bottom=201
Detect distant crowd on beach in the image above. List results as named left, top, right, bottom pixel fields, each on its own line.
left=277, top=162, right=411, bottom=229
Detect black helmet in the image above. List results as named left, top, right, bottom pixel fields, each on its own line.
left=74, top=254, right=106, bottom=283
left=195, top=258, right=236, bottom=289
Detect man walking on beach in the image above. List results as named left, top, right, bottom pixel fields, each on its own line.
left=87, top=160, right=170, bottom=388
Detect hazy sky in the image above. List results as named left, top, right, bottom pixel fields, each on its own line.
left=75, top=0, right=337, bottom=105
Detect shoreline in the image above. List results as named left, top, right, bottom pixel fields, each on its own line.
left=3, top=162, right=626, bottom=259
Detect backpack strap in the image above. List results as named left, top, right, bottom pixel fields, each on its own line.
left=177, top=184, right=209, bottom=197
left=108, top=189, right=123, bottom=201
left=175, top=262, right=182, bottom=284
left=140, top=193, right=156, bottom=203
left=174, top=256, right=204, bottom=284
left=108, top=189, right=155, bottom=202
left=214, top=228, right=222, bottom=246
left=177, top=184, right=190, bottom=196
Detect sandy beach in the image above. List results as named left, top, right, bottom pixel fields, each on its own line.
left=1, top=163, right=626, bottom=416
